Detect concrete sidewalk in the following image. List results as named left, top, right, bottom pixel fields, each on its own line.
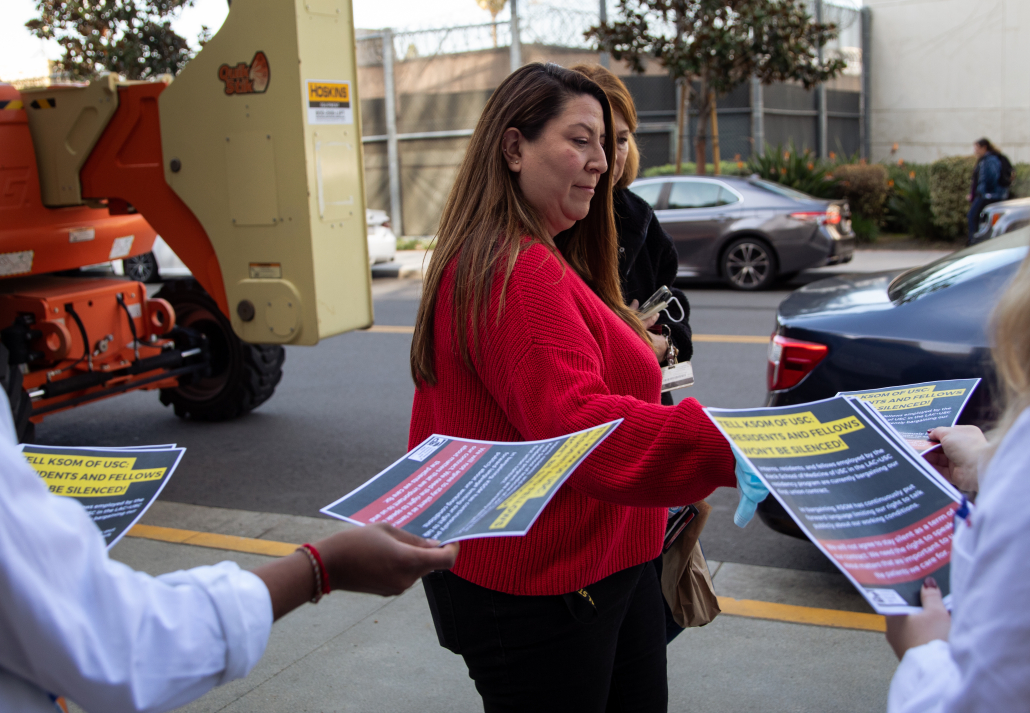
left=70, top=502, right=899, bottom=713
left=372, top=248, right=952, bottom=282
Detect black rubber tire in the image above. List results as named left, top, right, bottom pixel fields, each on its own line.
left=721, top=237, right=778, bottom=291
left=123, top=252, right=160, bottom=283
left=156, top=279, right=285, bottom=421
left=0, top=344, right=35, bottom=443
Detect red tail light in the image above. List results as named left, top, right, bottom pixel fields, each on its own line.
left=767, top=334, right=829, bottom=391
left=790, top=205, right=840, bottom=225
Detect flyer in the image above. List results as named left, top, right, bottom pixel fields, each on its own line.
left=705, top=397, right=961, bottom=614
left=838, top=378, right=980, bottom=451
left=21, top=444, right=184, bottom=549
left=322, top=421, right=620, bottom=544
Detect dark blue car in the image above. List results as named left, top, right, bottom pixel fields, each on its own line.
left=758, top=227, right=1029, bottom=536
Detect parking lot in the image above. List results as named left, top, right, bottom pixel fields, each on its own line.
left=50, top=249, right=949, bottom=713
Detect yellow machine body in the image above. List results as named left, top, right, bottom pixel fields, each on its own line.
left=159, top=0, right=372, bottom=345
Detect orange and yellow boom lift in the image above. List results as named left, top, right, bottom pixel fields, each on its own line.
left=0, top=0, right=372, bottom=441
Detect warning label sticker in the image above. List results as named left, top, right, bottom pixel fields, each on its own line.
left=307, top=80, right=352, bottom=125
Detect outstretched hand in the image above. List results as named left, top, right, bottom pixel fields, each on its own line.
left=924, top=425, right=987, bottom=494
left=885, top=577, right=951, bottom=660
left=319, top=523, right=459, bottom=596
left=254, top=524, right=458, bottom=620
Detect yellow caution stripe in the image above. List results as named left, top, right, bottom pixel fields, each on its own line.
left=363, top=325, right=769, bottom=344
left=0, top=100, right=24, bottom=110
left=29, top=98, right=56, bottom=109
left=125, top=525, right=884, bottom=632
left=127, top=523, right=297, bottom=557
left=717, top=596, right=886, bottom=632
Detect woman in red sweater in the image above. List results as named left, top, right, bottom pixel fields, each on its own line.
left=409, top=63, right=735, bottom=712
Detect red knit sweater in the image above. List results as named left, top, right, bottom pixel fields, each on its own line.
left=409, top=242, right=735, bottom=595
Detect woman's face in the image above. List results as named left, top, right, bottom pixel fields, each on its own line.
left=611, top=110, right=631, bottom=186
left=502, top=94, right=608, bottom=238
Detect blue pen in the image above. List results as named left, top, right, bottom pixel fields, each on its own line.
left=955, top=496, right=972, bottom=527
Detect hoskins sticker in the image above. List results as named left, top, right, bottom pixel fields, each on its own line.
left=218, top=51, right=270, bottom=95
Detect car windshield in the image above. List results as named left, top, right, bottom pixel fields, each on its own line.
left=888, top=228, right=1030, bottom=304
left=748, top=178, right=816, bottom=202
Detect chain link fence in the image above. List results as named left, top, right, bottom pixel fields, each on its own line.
left=357, top=0, right=865, bottom=237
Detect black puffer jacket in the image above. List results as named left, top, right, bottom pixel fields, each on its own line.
left=613, top=188, right=693, bottom=365
left=557, top=188, right=693, bottom=406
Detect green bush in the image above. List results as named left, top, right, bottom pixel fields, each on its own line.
left=745, top=144, right=836, bottom=198
left=1011, top=163, right=1030, bottom=198
left=641, top=161, right=747, bottom=177
left=929, top=155, right=976, bottom=241
left=828, top=163, right=888, bottom=242
left=884, top=165, right=938, bottom=240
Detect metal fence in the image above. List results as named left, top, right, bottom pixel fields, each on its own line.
left=357, top=0, right=867, bottom=237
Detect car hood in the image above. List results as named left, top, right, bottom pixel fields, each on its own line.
left=778, top=271, right=898, bottom=320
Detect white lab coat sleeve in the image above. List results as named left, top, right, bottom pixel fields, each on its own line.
left=888, top=409, right=1030, bottom=713
left=887, top=640, right=956, bottom=713
left=0, top=429, right=273, bottom=713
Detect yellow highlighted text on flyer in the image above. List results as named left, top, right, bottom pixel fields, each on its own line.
left=489, top=425, right=608, bottom=529
left=713, top=412, right=864, bottom=458
left=23, top=453, right=167, bottom=497
left=852, top=385, right=966, bottom=411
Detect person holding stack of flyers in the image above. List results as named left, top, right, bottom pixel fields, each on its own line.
left=885, top=252, right=1030, bottom=711
left=0, top=389, right=458, bottom=713
left=409, top=63, right=736, bottom=712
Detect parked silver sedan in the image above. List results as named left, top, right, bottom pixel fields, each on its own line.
left=628, top=175, right=856, bottom=290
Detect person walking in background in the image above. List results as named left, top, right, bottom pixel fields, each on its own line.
left=410, top=63, right=736, bottom=712
left=967, top=138, right=1012, bottom=244
left=561, top=63, right=694, bottom=644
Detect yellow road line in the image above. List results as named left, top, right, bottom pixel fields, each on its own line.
left=364, top=325, right=768, bottom=344
left=694, top=334, right=769, bottom=344
left=126, top=526, right=880, bottom=632
left=365, top=325, right=416, bottom=334
left=718, top=596, right=886, bottom=632
left=127, top=524, right=296, bottom=557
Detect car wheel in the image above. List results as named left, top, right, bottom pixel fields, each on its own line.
left=721, top=238, right=777, bottom=291
left=0, top=343, right=34, bottom=443
left=156, top=279, right=285, bottom=421
left=124, top=252, right=160, bottom=283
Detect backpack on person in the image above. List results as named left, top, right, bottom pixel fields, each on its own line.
left=997, top=152, right=1013, bottom=188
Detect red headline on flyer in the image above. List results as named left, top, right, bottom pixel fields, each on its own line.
left=820, top=503, right=958, bottom=585
left=350, top=441, right=488, bottom=527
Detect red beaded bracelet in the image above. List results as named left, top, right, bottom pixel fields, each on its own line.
left=297, top=543, right=331, bottom=603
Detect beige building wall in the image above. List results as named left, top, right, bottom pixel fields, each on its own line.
left=866, top=0, right=1029, bottom=163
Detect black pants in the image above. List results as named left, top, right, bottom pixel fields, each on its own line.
left=424, top=562, right=668, bottom=713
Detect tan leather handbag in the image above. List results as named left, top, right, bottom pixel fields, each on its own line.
left=660, top=500, right=721, bottom=628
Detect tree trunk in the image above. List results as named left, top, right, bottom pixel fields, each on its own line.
left=694, top=87, right=710, bottom=175
left=674, top=79, right=689, bottom=174
left=710, top=91, right=721, bottom=174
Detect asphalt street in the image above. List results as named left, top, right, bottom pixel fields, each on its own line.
left=33, top=272, right=849, bottom=574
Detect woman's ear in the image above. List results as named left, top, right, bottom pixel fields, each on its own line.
left=501, top=128, right=524, bottom=173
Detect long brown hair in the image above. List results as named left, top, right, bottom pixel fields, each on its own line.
left=986, top=245, right=1030, bottom=458
left=410, top=62, right=648, bottom=387
left=569, top=63, right=640, bottom=188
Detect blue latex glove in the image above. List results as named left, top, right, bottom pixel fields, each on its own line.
left=730, top=446, right=770, bottom=528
